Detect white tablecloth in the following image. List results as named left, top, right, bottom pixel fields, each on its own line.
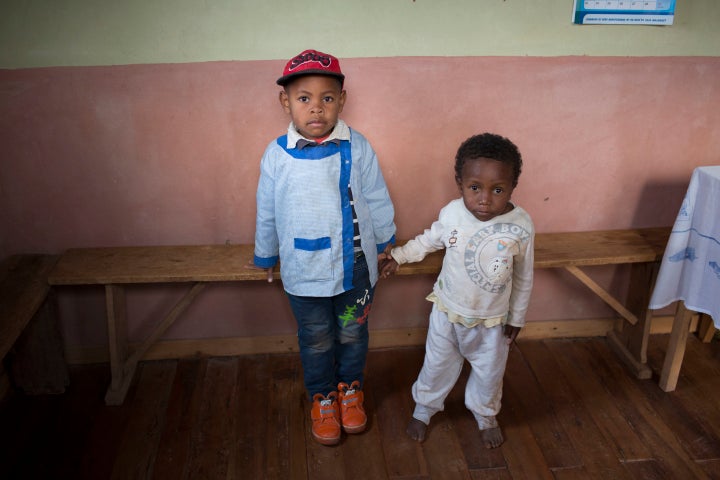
left=649, top=166, right=720, bottom=327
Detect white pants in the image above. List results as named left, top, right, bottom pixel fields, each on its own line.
left=412, top=304, right=510, bottom=430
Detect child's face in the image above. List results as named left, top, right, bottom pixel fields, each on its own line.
left=279, top=75, right=346, bottom=140
left=456, top=157, right=515, bottom=222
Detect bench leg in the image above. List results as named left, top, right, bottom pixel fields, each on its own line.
left=105, top=284, right=133, bottom=405
left=7, top=291, right=69, bottom=394
left=564, top=265, right=638, bottom=325
left=103, top=282, right=207, bottom=406
left=606, top=261, right=657, bottom=379
left=659, top=301, right=693, bottom=392
left=607, top=329, right=652, bottom=379
left=126, top=282, right=206, bottom=366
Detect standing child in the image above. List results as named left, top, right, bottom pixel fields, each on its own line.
left=252, top=49, right=396, bottom=445
left=380, top=133, right=533, bottom=448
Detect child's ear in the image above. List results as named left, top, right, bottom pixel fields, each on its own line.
left=455, top=176, right=463, bottom=191
left=278, top=90, right=290, bottom=112
left=337, top=89, right=347, bottom=113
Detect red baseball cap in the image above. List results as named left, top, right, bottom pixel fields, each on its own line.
left=276, top=49, right=345, bottom=87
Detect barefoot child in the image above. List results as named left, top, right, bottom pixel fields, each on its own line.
left=380, top=133, right=533, bottom=448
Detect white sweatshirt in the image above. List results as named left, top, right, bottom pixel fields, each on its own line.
left=391, top=199, right=534, bottom=327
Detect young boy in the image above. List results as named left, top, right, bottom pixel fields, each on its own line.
left=380, top=133, right=534, bottom=449
left=252, top=49, right=396, bottom=445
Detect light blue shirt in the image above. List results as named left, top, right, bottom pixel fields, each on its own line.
left=254, top=120, right=396, bottom=296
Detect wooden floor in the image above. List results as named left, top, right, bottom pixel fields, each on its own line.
left=2, top=333, right=719, bottom=480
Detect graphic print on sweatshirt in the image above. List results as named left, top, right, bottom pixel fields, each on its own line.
left=464, top=223, right=531, bottom=294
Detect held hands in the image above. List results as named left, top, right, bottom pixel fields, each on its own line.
left=244, top=245, right=399, bottom=283
left=378, top=244, right=400, bottom=279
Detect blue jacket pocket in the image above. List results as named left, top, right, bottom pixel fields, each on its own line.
left=292, top=237, right=333, bottom=282
left=294, top=237, right=331, bottom=251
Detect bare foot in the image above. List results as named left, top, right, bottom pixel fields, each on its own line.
left=406, top=417, right=427, bottom=442
left=481, top=426, right=504, bottom=449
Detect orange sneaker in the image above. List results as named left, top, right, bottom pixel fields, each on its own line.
left=338, top=381, right=366, bottom=434
left=311, top=392, right=341, bottom=445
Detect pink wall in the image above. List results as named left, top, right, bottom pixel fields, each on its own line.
left=2, top=56, right=719, bottom=347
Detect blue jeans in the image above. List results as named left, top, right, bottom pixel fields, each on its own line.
left=287, top=253, right=374, bottom=399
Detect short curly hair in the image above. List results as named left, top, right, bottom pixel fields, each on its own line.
left=454, top=133, right=523, bottom=187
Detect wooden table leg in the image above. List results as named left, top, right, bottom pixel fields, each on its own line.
left=659, top=301, right=693, bottom=392
left=697, top=314, right=716, bottom=343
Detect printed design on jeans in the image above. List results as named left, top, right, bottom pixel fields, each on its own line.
left=339, top=290, right=373, bottom=327
left=356, top=289, right=370, bottom=306
left=464, top=222, right=530, bottom=294
left=357, top=304, right=372, bottom=325
left=338, top=305, right=358, bottom=327
left=355, top=288, right=372, bottom=325
left=669, top=247, right=696, bottom=262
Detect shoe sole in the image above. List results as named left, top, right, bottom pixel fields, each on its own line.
left=343, top=423, right=366, bottom=434
left=313, top=433, right=341, bottom=445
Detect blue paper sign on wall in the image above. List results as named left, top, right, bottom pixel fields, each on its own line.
left=572, top=0, right=675, bottom=25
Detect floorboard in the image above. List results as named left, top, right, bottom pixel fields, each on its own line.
left=151, top=358, right=204, bottom=480
left=518, top=340, right=633, bottom=480
left=503, top=346, right=581, bottom=470
left=1, top=335, right=718, bottom=479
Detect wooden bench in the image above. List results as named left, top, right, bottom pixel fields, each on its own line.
left=1, top=254, right=68, bottom=396
left=48, top=227, right=672, bottom=405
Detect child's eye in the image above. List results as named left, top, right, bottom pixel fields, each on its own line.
left=470, top=185, right=479, bottom=191
left=298, top=96, right=309, bottom=103
left=323, top=96, right=334, bottom=103
left=494, top=187, right=504, bottom=194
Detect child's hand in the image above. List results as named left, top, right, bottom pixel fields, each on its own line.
left=379, top=257, right=399, bottom=279
left=503, top=325, right=521, bottom=346
left=377, top=244, right=398, bottom=278
left=243, top=261, right=275, bottom=283
left=377, top=243, right=393, bottom=261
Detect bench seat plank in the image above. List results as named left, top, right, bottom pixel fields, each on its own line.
left=533, top=228, right=669, bottom=268
left=48, top=244, right=276, bottom=285
left=48, top=228, right=671, bottom=285
left=395, top=227, right=670, bottom=275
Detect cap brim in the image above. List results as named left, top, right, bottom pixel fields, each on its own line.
left=276, top=70, right=345, bottom=86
